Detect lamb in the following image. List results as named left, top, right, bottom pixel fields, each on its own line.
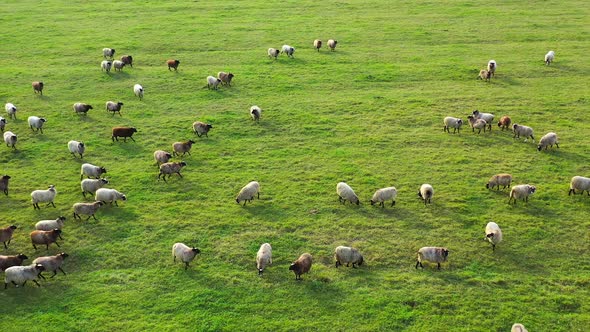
left=103, top=48, right=115, bottom=59
left=327, top=39, right=338, bottom=51
left=80, top=163, right=107, bottom=180
left=418, top=184, right=434, bottom=205
left=486, top=174, right=512, bottom=190
left=0, top=225, right=17, bottom=249
left=537, top=132, right=559, bottom=151
left=281, top=45, right=295, bottom=58
left=31, top=185, right=57, bottom=209
left=472, top=110, right=494, bottom=131
left=217, top=72, right=234, bottom=86
left=112, top=60, right=125, bottom=72
left=511, top=323, right=528, bottom=332
left=4, top=264, right=45, bottom=288
left=133, top=84, right=144, bottom=100
left=508, top=184, right=536, bottom=204
left=0, top=254, right=28, bottom=272
left=172, top=140, right=195, bottom=156
left=467, top=115, right=487, bottom=134
left=0, top=116, right=6, bottom=132
left=35, top=216, right=66, bottom=232
left=487, top=60, right=497, bottom=77
left=250, top=106, right=261, bottom=122
left=267, top=48, right=280, bottom=59
left=334, top=246, right=364, bottom=268
left=172, top=243, right=201, bottom=270
left=167, top=59, right=180, bottom=71
left=158, top=161, right=187, bottom=182
left=370, top=187, right=397, bottom=207
left=513, top=124, right=535, bottom=142
left=569, top=176, right=590, bottom=196
left=497, top=116, right=511, bottom=131
left=0, top=174, right=10, bottom=195
left=106, top=101, right=124, bottom=116
left=256, top=243, right=272, bottom=275
left=32, top=81, right=44, bottom=95
left=313, top=39, right=322, bottom=51
left=289, top=253, right=312, bottom=280
left=3, top=131, right=17, bottom=149
left=27, top=116, right=47, bottom=133
left=73, top=201, right=104, bottom=220
left=112, top=126, right=138, bottom=142
left=206, top=76, right=222, bottom=90
left=415, top=247, right=449, bottom=270
left=95, top=188, right=126, bottom=206
left=73, top=103, right=93, bottom=116
left=484, top=222, right=503, bottom=251
left=81, top=178, right=109, bottom=197
left=68, top=140, right=85, bottom=158
left=101, top=60, right=112, bottom=73
left=478, top=69, right=491, bottom=81
left=120, top=55, right=133, bottom=67
left=32, top=252, right=69, bottom=277
left=153, top=150, right=172, bottom=166
left=192, top=121, right=213, bottom=137
left=443, top=117, right=463, bottom=133
left=30, top=229, right=62, bottom=250
left=544, top=50, right=555, bottom=65
left=5, top=103, right=17, bottom=119
left=337, top=182, right=359, bottom=205
left=236, top=181, right=260, bottom=206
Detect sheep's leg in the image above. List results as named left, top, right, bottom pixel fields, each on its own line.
left=58, top=234, right=63, bottom=240
left=185, top=262, right=189, bottom=270
left=555, top=143, right=559, bottom=148
left=492, top=244, right=496, bottom=252
left=177, top=172, right=183, bottom=178
left=391, top=200, right=396, bottom=207
left=2, top=241, right=7, bottom=249
left=352, top=263, right=357, bottom=269
left=568, top=189, right=574, bottom=195
left=22, top=281, right=27, bottom=287
left=380, top=202, right=384, bottom=208
left=437, top=263, right=441, bottom=270
left=33, top=280, right=41, bottom=287
left=50, top=202, right=56, bottom=208
left=335, top=261, right=341, bottom=268
left=4, top=283, right=7, bottom=289
left=92, top=214, right=97, bottom=221
left=130, top=136, right=135, bottom=142
left=415, top=261, right=423, bottom=269
left=38, top=273, right=46, bottom=280
left=196, top=132, right=202, bottom=137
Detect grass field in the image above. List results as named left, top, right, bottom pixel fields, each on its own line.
left=1, top=0, right=589, bottom=331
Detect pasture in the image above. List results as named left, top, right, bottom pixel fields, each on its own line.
left=1, top=0, right=589, bottom=331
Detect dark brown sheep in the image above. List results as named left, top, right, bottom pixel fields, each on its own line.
left=0, top=174, right=10, bottom=195
left=497, top=116, right=512, bottom=131
left=167, top=59, right=180, bottom=71
left=0, top=225, right=17, bottom=249
left=112, top=127, right=138, bottom=142
left=32, top=81, right=44, bottom=95
left=289, top=253, right=312, bottom=280
left=30, top=229, right=62, bottom=250
left=0, top=254, right=28, bottom=272
left=121, top=55, right=133, bottom=67
left=217, top=72, right=234, bottom=86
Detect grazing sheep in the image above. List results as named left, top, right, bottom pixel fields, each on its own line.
left=217, top=72, right=234, bottom=86
left=106, top=101, right=124, bottom=116
left=370, top=187, right=397, bottom=207
left=569, top=176, right=590, bottom=196
left=497, top=116, right=511, bottom=131
left=537, top=132, right=559, bottom=151
left=327, top=39, right=338, bottom=51
left=80, top=163, right=107, bottom=180
left=73, top=103, right=93, bottom=116
left=158, top=161, right=187, bottom=182
left=472, top=110, right=494, bottom=131
left=0, top=175, right=10, bottom=195
left=418, top=184, right=434, bottom=205
left=281, top=45, right=295, bottom=58
left=103, top=48, right=115, bottom=59
left=415, top=247, right=449, bottom=270
left=33, top=253, right=69, bottom=277
left=32, top=81, right=44, bottom=95
left=250, top=105, right=261, bottom=122
left=120, top=55, right=133, bottom=67
left=73, top=201, right=104, bottom=221
left=508, top=184, right=536, bottom=204
left=336, top=182, right=359, bottom=205
left=30, top=229, right=61, bottom=250
left=4, top=264, right=45, bottom=288
left=133, top=84, right=144, bottom=100
left=443, top=117, right=463, bottom=133
left=313, top=39, right=322, bottom=51
left=172, top=140, right=195, bottom=156
left=31, top=185, right=57, bottom=209
left=95, top=188, right=126, bottom=206
left=486, top=174, right=512, bottom=190
left=101, top=60, right=112, bottom=73
left=544, top=51, right=555, bottom=65
left=267, top=48, right=280, bottom=59
left=35, top=216, right=66, bottom=233
left=0, top=116, right=6, bottom=132
left=192, top=121, right=213, bottom=137
left=112, top=127, right=138, bottom=142
left=0, top=254, right=28, bottom=272
left=167, top=59, right=180, bottom=71
left=206, top=76, right=222, bottom=90
left=478, top=69, right=491, bottom=81
left=513, top=124, right=535, bottom=142
left=484, top=222, right=503, bottom=251
left=256, top=243, right=272, bottom=275
left=68, top=140, right=85, bottom=158
left=172, top=243, right=201, bottom=270
left=153, top=150, right=173, bottom=166
left=511, top=323, right=528, bottom=332
left=81, top=178, right=109, bottom=197
left=0, top=225, right=17, bottom=249
left=289, top=253, right=312, bottom=280
left=112, top=60, right=125, bottom=72
left=334, top=246, right=364, bottom=268
left=3, top=131, right=17, bottom=149
left=467, top=115, right=487, bottom=134
left=5, top=103, right=17, bottom=119
left=27, top=116, right=47, bottom=133
left=236, top=181, right=260, bottom=206
left=487, top=60, right=497, bottom=77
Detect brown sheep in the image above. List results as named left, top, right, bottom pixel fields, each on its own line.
left=112, top=127, right=138, bottom=142
left=73, top=103, right=93, bottom=115
left=0, top=254, right=28, bottom=272
left=0, top=174, right=10, bottom=195
left=313, top=39, right=322, bottom=52
left=289, top=253, right=312, bottom=280
left=120, top=55, right=133, bottom=67
left=497, top=116, right=511, bottom=131
left=106, top=101, right=124, bottom=116
left=30, top=229, right=62, bottom=250
left=217, top=72, right=234, bottom=86
left=0, top=225, right=17, bottom=249
left=172, top=140, right=195, bottom=156
left=32, top=81, right=44, bottom=95
left=158, top=161, right=187, bottom=182
left=478, top=69, right=491, bottom=81
left=167, top=59, right=180, bottom=71
left=192, top=122, right=213, bottom=137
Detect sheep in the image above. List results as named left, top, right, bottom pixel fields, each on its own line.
left=172, top=243, right=201, bottom=270
left=217, top=72, right=234, bottom=86
left=32, top=81, right=44, bottom=95
left=153, top=150, right=173, bottom=166
left=73, top=201, right=104, bottom=220
left=487, top=60, right=497, bottom=77
left=484, top=222, right=503, bottom=251
left=250, top=105, right=261, bottom=122
left=5, top=103, right=17, bottom=119
left=120, top=55, right=133, bottom=67
left=95, top=188, right=126, bottom=206
left=68, top=140, right=85, bottom=158
left=370, top=187, right=397, bottom=207
left=327, top=39, right=338, bottom=51
left=0, top=175, right=10, bottom=195
left=486, top=174, right=512, bottom=190
left=4, top=264, right=45, bottom=288
left=27, top=116, right=47, bottom=133
left=103, top=48, right=115, bottom=59
left=337, top=182, right=359, bottom=205
left=267, top=48, right=280, bottom=59
left=236, top=181, right=260, bottom=206
left=256, top=243, right=272, bottom=275
left=101, top=60, right=112, bottom=73
left=80, top=163, right=107, bottom=180
left=281, top=45, right=295, bottom=58
left=467, top=115, right=487, bottom=134
left=313, top=39, right=322, bottom=51
left=511, top=323, right=528, bottom=332
left=133, top=84, right=144, bottom=100
left=513, top=124, right=535, bottom=142
left=0, top=225, right=17, bottom=249
left=31, top=185, right=57, bottom=209
left=0, top=116, right=6, bottom=132
left=112, top=127, right=138, bottom=142
left=478, top=69, right=491, bottom=81
left=415, top=247, right=449, bottom=270
left=158, top=161, right=187, bottom=182
left=537, top=132, right=559, bottom=151
left=81, top=178, right=109, bottom=197
left=192, top=121, right=213, bottom=137
left=334, top=246, right=364, bottom=268
left=73, top=103, right=93, bottom=116
left=35, top=216, right=66, bottom=233
left=418, top=184, right=434, bottom=205
left=3, top=131, right=17, bottom=149
left=32, top=252, right=69, bottom=277
left=497, top=116, right=511, bottom=131
left=167, top=59, right=180, bottom=71
left=289, top=253, right=312, bottom=280
left=106, top=101, right=124, bottom=116
left=544, top=50, right=555, bottom=65
left=569, top=176, right=590, bottom=196
left=508, top=184, right=536, bottom=204
left=443, top=117, right=463, bottom=133
left=472, top=110, right=494, bottom=131
left=112, top=60, right=125, bottom=72
left=30, top=229, right=61, bottom=250
left=206, top=76, right=222, bottom=90
left=0, top=254, right=28, bottom=272
left=172, top=140, right=195, bottom=156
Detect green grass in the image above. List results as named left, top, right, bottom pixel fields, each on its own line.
left=1, top=0, right=589, bottom=331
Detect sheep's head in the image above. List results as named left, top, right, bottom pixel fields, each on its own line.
left=9, top=225, right=17, bottom=230
left=59, top=253, right=69, bottom=259
left=357, top=255, right=364, bottom=266
left=52, top=229, right=62, bottom=235
left=529, top=186, right=536, bottom=194
left=179, top=161, right=187, bottom=167
left=35, top=264, right=46, bottom=272
left=472, top=110, right=480, bottom=116
left=17, top=253, right=28, bottom=260
left=131, top=128, right=138, bottom=133
left=289, top=263, right=297, bottom=271
left=120, top=194, right=127, bottom=201
left=442, top=249, right=450, bottom=258
left=99, top=167, right=107, bottom=174
left=486, top=233, right=495, bottom=238
left=58, top=216, right=67, bottom=221
left=370, top=200, right=375, bottom=205
left=191, top=248, right=201, bottom=254
left=2, top=175, right=10, bottom=180
left=206, top=124, right=213, bottom=129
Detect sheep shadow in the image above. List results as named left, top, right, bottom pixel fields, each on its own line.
left=110, top=71, right=131, bottom=80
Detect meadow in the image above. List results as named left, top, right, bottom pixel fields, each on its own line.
left=0, top=0, right=589, bottom=331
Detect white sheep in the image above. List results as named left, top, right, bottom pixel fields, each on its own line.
left=508, top=184, right=536, bottom=204
left=267, top=48, right=280, bottom=59
left=5, top=103, right=17, bottom=120
left=513, top=124, right=534, bottom=142
left=172, top=243, right=201, bottom=270
left=327, top=39, right=338, bottom=51
left=568, top=176, right=590, bottom=196
left=443, top=117, right=463, bottom=133
left=0, top=116, right=6, bottom=132
left=101, top=60, right=112, bottom=73
left=28, top=116, right=47, bottom=133
left=112, top=60, right=125, bottom=72
left=544, top=51, right=555, bottom=65
left=281, top=44, right=295, bottom=57
left=35, top=216, right=66, bottom=232
left=537, top=132, right=559, bottom=151
left=313, top=39, right=322, bottom=51
left=133, top=84, right=144, bottom=100
left=511, top=323, right=528, bottom=332
left=32, top=252, right=69, bottom=277
left=370, top=187, right=397, bottom=207
left=415, top=247, right=449, bottom=270
left=95, top=188, right=127, bottom=206
left=81, top=178, right=109, bottom=197
left=68, top=140, right=85, bottom=158
left=418, top=184, right=434, bottom=205
left=484, top=222, right=503, bottom=251
left=80, top=163, right=107, bottom=180
left=31, top=185, right=57, bottom=209
left=236, top=181, right=260, bottom=206
left=486, top=174, right=512, bottom=190
left=472, top=110, right=494, bottom=131
left=334, top=246, right=364, bottom=268
left=250, top=105, right=261, bottom=122
left=4, top=264, right=45, bottom=288
left=206, top=76, right=222, bottom=90
left=487, top=60, right=497, bottom=77
left=103, top=47, right=115, bottom=59
left=73, top=103, right=93, bottom=115
left=467, top=116, right=487, bottom=134
left=256, top=243, right=272, bottom=275
left=3, top=131, right=17, bottom=149
left=336, top=182, right=359, bottom=205
left=154, top=150, right=172, bottom=166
